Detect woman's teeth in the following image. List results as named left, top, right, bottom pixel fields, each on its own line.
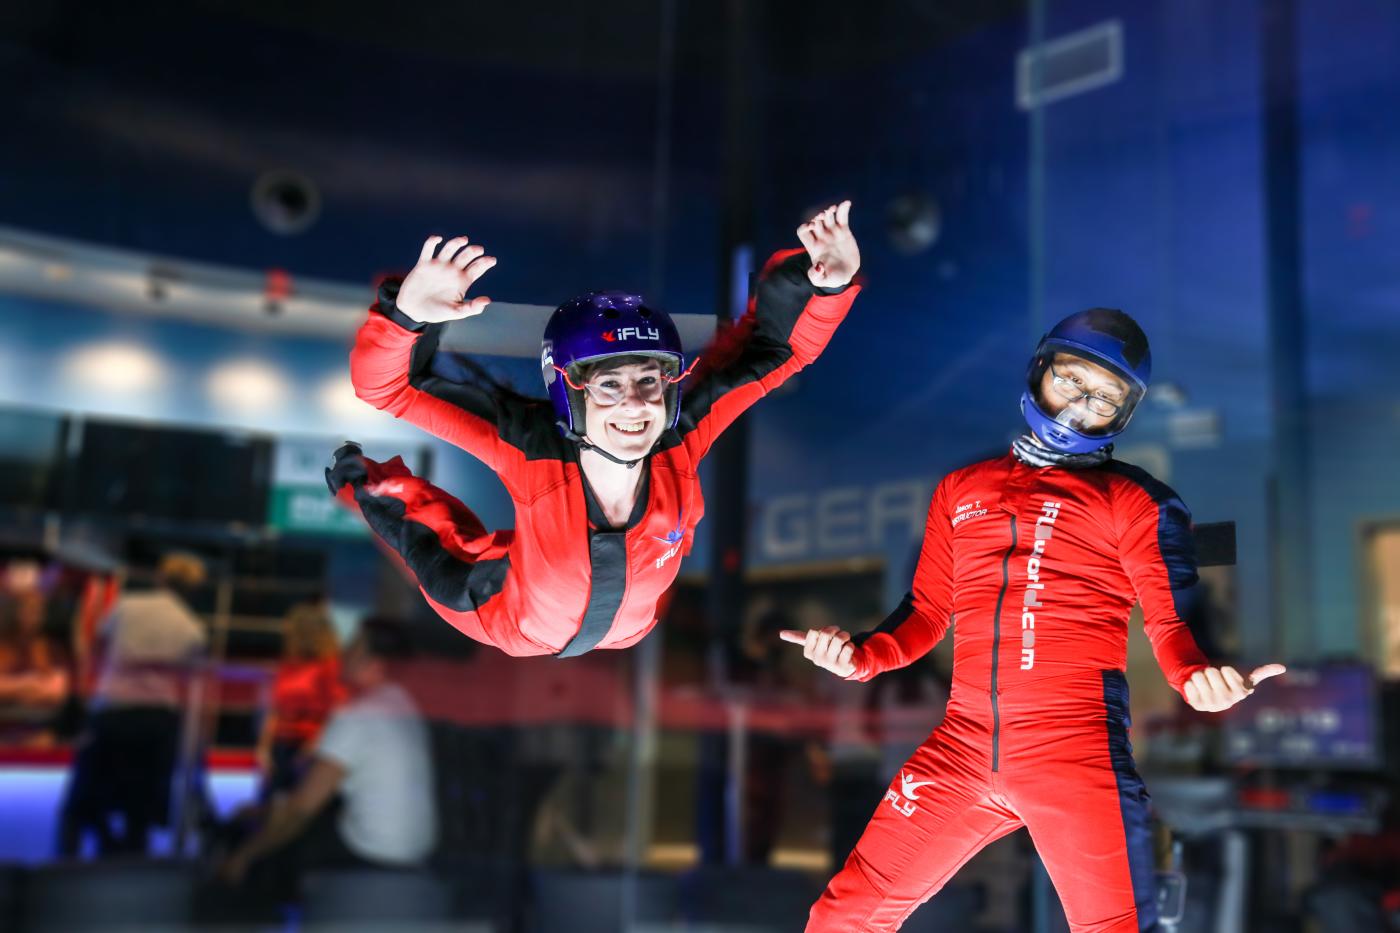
left=612, top=421, right=647, bottom=434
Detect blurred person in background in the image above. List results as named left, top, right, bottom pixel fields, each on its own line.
left=327, top=202, right=860, bottom=660
left=56, top=551, right=208, bottom=856
left=0, top=583, right=71, bottom=746
left=212, top=616, right=436, bottom=912
left=1302, top=680, right=1400, bottom=932
left=736, top=603, right=811, bottom=864
left=787, top=309, right=1287, bottom=932
left=256, top=600, right=345, bottom=797
left=1303, top=795, right=1400, bottom=932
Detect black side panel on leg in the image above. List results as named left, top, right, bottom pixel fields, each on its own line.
left=1101, top=670, right=1162, bottom=932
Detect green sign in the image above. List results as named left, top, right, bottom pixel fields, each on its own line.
left=266, top=438, right=368, bottom=536
left=267, top=484, right=367, bottom=536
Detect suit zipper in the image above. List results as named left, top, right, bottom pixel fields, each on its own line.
left=990, top=514, right=1017, bottom=772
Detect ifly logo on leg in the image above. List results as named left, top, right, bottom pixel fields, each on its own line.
left=884, top=771, right=933, bottom=818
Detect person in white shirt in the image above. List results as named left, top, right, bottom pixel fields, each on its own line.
left=91, top=552, right=208, bottom=711
left=57, top=551, right=208, bottom=856
left=218, top=616, right=437, bottom=889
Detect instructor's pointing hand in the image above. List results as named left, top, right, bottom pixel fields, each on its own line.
left=780, top=625, right=859, bottom=678
left=396, top=234, right=497, bottom=324
left=1182, top=663, right=1287, bottom=713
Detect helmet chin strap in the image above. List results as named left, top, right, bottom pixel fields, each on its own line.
left=556, top=422, right=650, bottom=470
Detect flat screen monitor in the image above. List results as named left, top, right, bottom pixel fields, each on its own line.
left=67, top=419, right=273, bottom=526
left=0, top=408, right=63, bottom=508
left=1222, top=662, right=1379, bottom=770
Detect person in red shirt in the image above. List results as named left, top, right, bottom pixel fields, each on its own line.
left=257, top=601, right=345, bottom=795
left=328, top=202, right=861, bottom=658
left=785, top=308, right=1286, bottom=932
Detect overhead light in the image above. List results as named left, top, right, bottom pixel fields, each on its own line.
left=207, top=359, right=290, bottom=413
left=62, top=341, right=166, bottom=393
left=317, top=373, right=377, bottom=422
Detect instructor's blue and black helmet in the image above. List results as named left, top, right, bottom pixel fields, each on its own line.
left=540, top=291, right=686, bottom=435
left=1020, top=307, right=1151, bottom=454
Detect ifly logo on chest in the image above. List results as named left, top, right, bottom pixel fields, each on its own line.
left=654, top=512, right=685, bottom=570
left=1020, top=500, right=1062, bottom=671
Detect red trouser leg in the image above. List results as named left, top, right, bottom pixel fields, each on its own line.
left=999, top=672, right=1160, bottom=933
left=809, top=673, right=1159, bottom=933
left=806, top=722, right=1021, bottom=932
left=1008, top=762, right=1146, bottom=932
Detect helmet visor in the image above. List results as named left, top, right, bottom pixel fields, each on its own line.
left=1027, top=343, right=1145, bottom=437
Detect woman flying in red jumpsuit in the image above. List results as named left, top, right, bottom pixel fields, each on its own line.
left=328, top=201, right=860, bottom=658
left=784, top=307, right=1286, bottom=932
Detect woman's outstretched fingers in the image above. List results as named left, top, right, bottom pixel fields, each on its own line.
left=438, top=236, right=471, bottom=262
left=451, top=243, right=485, bottom=269
left=835, top=199, right=851, bottom=227
left=461, top=253, right=496, bottom=285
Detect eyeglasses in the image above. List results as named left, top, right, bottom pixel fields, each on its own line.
left=1048, top=364, right=1124, bottom=418
left=554, top=357, right=699, bottom=407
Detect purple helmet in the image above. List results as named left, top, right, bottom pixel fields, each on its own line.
left=541, top=291, right=686, bottom=434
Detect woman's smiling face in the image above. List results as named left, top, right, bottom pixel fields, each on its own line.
left=580, top=359, right=668, bottom=458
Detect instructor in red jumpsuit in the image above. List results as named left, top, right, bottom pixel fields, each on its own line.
left=785, top=308, right=1285, bottom=932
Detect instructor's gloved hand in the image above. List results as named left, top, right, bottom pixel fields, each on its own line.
left=797, top=200, right=860, bottom=289
left=396, top=234, right=497, bottom=324
left=1182, top=663, right=1287, bottom=712
left=780, top=625, right=860, bottom=678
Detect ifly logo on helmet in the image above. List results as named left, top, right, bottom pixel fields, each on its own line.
left=1020, top=500, right=1062, bottom=671
left=601, top=326, right=661, bottom=343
